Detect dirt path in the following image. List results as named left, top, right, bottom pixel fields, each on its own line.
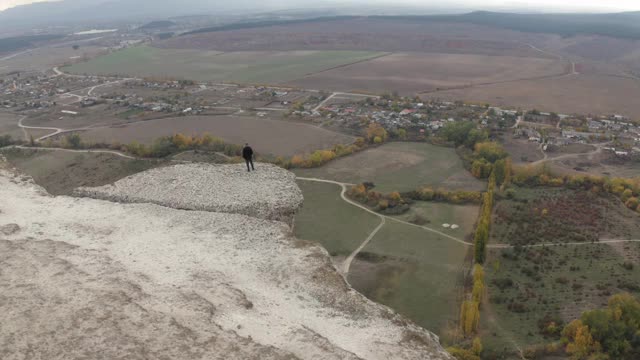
left=296, top=177, right=472, bottom=276
left=7, top=145, right=141, bottom=160
left=530, top=142, right=607, bottom=166
left=296, top=177, right=640, bottom=262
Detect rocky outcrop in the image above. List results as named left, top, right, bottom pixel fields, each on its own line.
left=0, top=160, right=453, bottom=360
left=74, top=163, right=303, bottom=223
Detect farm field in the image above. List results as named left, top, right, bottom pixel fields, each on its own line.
left=294, top=142, right=485, bottom=193
left=349, top=220, right=470, bottom=334
left=0, top=45, right=106, bottom=74
left=482, top=242, right=640, bottom=352
left=287, top=52, right=566, bottom=94
left=294, top=180, right=381, bottom=257
left=163, top=18, right=555, bottom=57
left=77, top=114, right=354, bottom=157
left=421, top=73, right=640, bottom=120
left=492, top=187, right=640, bottom=246
left=1, top=148, right=162, bottom=195
left=63, top=45, right=386, bottom=84
left=22, top=104, right=127, bottom=129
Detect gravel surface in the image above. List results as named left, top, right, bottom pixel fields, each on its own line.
left=0, top=161, right=453, bottom=360
left=74, top=163, right=303, bottom=223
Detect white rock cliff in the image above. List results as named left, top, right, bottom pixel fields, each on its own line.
left=0, top=160, right=453, bottom=360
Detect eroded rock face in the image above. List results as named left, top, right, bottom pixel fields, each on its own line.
left=74, top=163, right=303, bottom=223
left=0, top=161, right=453, bottom=360
left=0, top=223, right=20, bottom=235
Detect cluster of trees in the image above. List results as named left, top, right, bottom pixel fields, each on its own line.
left=404, top=187, right=483, bottom=205
left=469, top=142, right=509, bottom=179
left=562, top=293, right=640, bottom=360
left=512, top=164, right=640, bottom=213
left=347, top=183, right=409, bottom=214
left=440, top=121, right=488, bottom=149
left=365, top=122, right=389, bottom=144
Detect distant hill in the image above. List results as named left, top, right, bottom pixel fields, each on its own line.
left=179, top=11, right=640, bottom=40
left=139, top=20, right=176, bottom=30
left=0, top=34, right=64, bottom=53
left=0, top=0, right=334, bottom=29
left=373, top=11, right=640, bottom=39
left=182, top=16, right=359, bottom=36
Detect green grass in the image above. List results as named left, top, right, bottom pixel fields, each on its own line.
left=64, top=45, right=386, bottom=84
left=481, top=242, right=640, bottom=353
left=350, top=220, right=470, bottom=335
left=394, top=201, right=479, bottom=237
left=294, top=142, right=485, bottom=193
left=294, top=180, right=381, bottom=256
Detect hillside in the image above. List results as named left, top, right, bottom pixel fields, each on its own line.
left=0, top=159, right=453, bottom=360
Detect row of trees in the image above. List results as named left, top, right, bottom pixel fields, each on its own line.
left=474, top=172, right=496, bottom=264
left=450, top=170, right=497, bottom=359
left=404, top=187, right=483, bottom=205
left=287, top=123, right=391, bottom=169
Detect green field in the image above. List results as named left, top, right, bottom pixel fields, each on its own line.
left=294, top=180, right=381, bottom=256
left=395, top=201, right=478, bottom=236
left=63, top=46, right=386, bottom=84
left=294, top=142, right=485, bottom=193
left=350, top=220, right=471, bottom=335
left=482, top=242, right=640, bottom=354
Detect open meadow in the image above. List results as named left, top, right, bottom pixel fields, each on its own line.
left=0, top=111, right=23, bottom=139
left=349, top=220, right=471, bottom=335
left=294, top=177, right=477, bottom=336
left=77, top=114, right=354, bottom=157
left=294, top=142, right=485, bottom=192
left=294, top=180, right=381, bottom=256
left=63, top=45, right=386, bottom=84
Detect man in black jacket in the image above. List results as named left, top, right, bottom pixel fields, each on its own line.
left=242, top=143, right=255, bottom=172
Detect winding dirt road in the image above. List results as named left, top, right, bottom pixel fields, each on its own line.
left=296, top=177, right=640, bottom=277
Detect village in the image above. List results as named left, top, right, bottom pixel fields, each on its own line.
left=3, top=67, right=640, bottom=165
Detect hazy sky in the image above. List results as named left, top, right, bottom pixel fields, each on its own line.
left=1, top=0, right=640, bottom=12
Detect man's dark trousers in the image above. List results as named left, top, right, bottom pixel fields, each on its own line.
left=245, top=158, right=255, bottom=172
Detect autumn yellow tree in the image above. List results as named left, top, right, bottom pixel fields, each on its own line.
left=563, top=320, right=601, bottom=360
left=472, top=265, right=485, bottom=303
left=460, top=300, right=480, bottom=336
left=365, top=122, right=388, bottom=144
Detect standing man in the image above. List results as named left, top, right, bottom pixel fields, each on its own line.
left=242, top=143, right=255, bottom=172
